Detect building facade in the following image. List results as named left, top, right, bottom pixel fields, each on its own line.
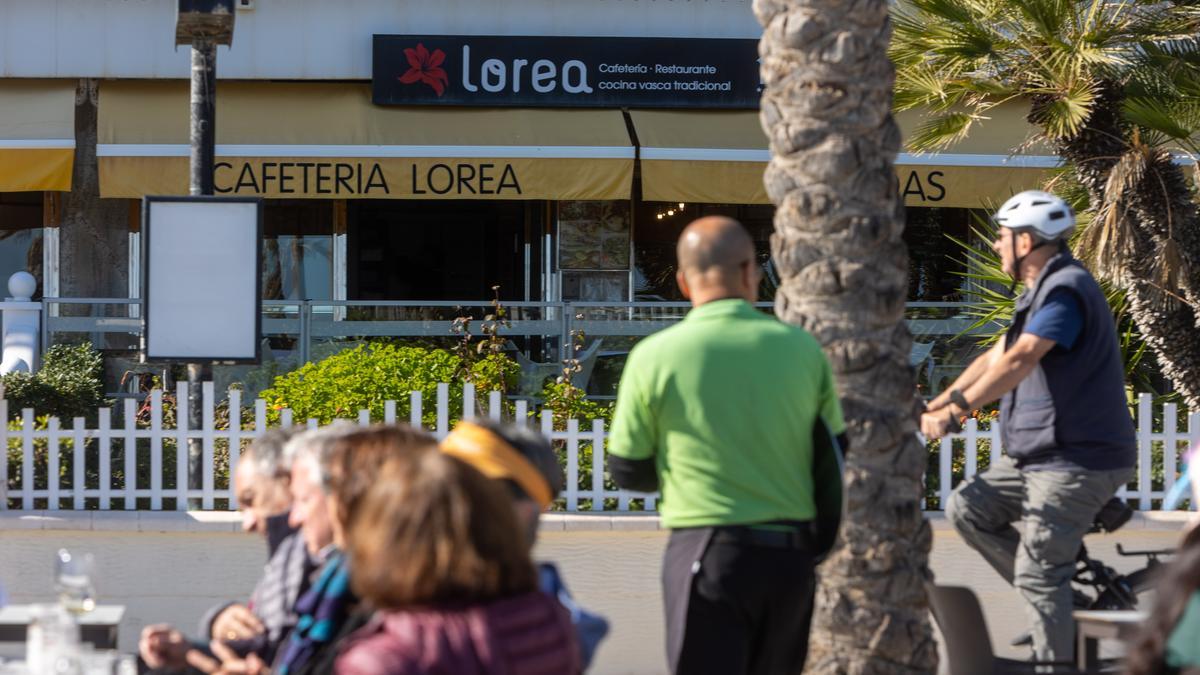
left=0, top=0, right=1052, bottom=395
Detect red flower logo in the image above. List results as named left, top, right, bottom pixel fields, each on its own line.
left=399, top=43, right=449, bottom=96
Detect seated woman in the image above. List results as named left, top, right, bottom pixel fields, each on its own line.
left=192, top=425, right=437, bottom=675
left=336, top=450, right=580, bottom=675
left=440, top=420, right=609, bottom=668
left=1126, top=443, right=1200, bottom=675
left=275, top=425, right=438, bottom=675
left=1125, top=526, right=1200, bottom=675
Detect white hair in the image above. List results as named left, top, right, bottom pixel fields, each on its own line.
left=282, top=421, right=359, bottom=494
left=246, top=427, right=302, bottom=480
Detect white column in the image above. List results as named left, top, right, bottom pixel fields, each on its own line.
left=1, top=272, right=43, bottom=374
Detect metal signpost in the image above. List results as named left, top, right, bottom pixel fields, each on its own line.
left=174, top=1, right=237, bottom=506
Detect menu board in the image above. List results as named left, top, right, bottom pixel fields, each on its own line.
left=558, top=201, right=631, bottom=271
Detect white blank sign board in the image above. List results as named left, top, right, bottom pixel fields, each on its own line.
left=144, top=198, right=261, bottom=362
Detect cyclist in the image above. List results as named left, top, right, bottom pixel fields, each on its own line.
left=921, top=190, right=1136, bottom=671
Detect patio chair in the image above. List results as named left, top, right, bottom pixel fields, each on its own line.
left=512, top=352, right=563, bottom=398
left=928, top=585, right=1081, bottom=675
left=510, top=338, right=604, bottom=398
left=570, top=338, right=603, bottom=392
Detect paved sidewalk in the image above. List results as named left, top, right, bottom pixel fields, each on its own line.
left=0, top=511, right=1185, bottom=674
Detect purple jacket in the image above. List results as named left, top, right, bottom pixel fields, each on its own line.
left=336, top=590, right=580, bottom=675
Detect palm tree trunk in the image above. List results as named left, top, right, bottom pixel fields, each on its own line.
left=755, top=1, right=937, bottom=672
left=1037, top=85, right=1200, bottom=408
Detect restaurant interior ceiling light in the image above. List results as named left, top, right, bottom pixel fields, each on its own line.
left=654, top=203, right=687, bottom=220
left=175, top=0, right=236, bottom=45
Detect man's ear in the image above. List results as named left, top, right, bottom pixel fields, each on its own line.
left=742, top=261, right=759, bottom=298
left=1019, top=231, right=1036, bottom=256
left=676, top=269, right=691, bottom=299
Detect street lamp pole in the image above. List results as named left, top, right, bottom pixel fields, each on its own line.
left=176, top=1, right=234, bottom=508
left=189, top=40, right=217, bottom=197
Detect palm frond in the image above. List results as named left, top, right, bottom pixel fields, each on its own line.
left=894, top=67, right=958, bottom=111
left=1076, top=144, right=1150, bottom=281
left=907, top=0, right=987, bottom=25
left=1009, top=0, right=1069, bottom=41
left=1028, top=78, right=1098, bottom=138
left=907, top=112, right=981, bottom=151
left=1123, top=97, right=1195, bottom=140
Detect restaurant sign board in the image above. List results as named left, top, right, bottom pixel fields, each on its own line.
left=372, top=35, right=760, bottom=109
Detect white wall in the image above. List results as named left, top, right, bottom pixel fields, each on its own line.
left=0, top=0, right=761, bottom=80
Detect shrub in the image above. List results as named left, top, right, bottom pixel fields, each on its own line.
left=1, top=344, right=107, bottom=422
left=258, top=343, right=518, bottom=427
left=537, top=381, right=617, bottom=510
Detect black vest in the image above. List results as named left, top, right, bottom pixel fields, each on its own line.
left=999, top=251, right=1136, bottom=470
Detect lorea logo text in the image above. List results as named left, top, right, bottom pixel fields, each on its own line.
left=399, top=43, right=449, bottom=96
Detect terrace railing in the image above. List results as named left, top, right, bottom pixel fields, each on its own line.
left=40, top=298, right=992, bottom=400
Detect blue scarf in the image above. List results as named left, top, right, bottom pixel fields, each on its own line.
left=275, top=552, right=352, bottom=675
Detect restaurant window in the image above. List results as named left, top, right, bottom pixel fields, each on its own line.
left=632, top=202, right=774, bottom=301
left=263, top=200, right=334, bottom=301
left=348, top=200, right=529, bottom=302
left=903, top=206, right=974, bottom=302
left=558, top=201, right=632, bottom=302
left=0, top=192, right=44, bottom=298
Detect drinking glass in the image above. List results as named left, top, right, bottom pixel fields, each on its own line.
left=54, top=549, right=95, bottom=615
left=113, top=654, right=137, bottom=675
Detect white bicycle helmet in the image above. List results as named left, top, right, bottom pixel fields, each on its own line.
left=993, top=190, right=1076, bottom=240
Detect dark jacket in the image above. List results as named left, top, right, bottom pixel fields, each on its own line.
left=335, top=591, right=580, bottom=675
left=1000, top=251, right=1136, bottom=471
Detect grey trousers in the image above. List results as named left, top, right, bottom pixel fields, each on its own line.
left=945, top=454, right=1133, bottom=666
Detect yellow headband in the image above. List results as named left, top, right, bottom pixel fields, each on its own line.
left=440, top=422, right=554, bottom=509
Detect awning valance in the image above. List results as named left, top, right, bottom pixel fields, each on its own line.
left=98, top=82, right=634, bottom=200
left=634, top=110, right=771, bottom=204
left=0, top=80, right=76, bottom=192
left=632, top=104, right=1055, bottom=208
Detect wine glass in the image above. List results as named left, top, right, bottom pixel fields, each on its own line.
left=54, top=549, right=95, bottom=615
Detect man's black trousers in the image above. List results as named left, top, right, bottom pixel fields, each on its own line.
left=663, top=525, right=817, bottom=675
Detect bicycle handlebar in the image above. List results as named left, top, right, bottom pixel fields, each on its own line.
left=1116, top=543, right=1174, bottom=557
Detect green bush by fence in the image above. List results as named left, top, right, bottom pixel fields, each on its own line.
left=258, top=343, right=519, bottom=428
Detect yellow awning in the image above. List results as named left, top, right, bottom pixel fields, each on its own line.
left=632, top=104, right=1055, bottom=208
left=0, top=80, right=76, bottom=192
left=98, top=81, right=634, bottom=200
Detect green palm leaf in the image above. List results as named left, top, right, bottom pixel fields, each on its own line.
left=908, top=112, right=980, bottom=151
left=1123, top=97, right=1195, bottom=141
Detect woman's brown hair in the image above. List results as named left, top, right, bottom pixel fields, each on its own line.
left=325, top=425, right=438, bottom=528
left=1126, top=526, right=1200, bottom=675
left=346, top=450, right=537, bottom=609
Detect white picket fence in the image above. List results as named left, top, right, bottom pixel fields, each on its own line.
left=0, top=382, right=647, bottom=513
left=0, top=385, right=1195, bottom=512
left=928, top=394, right=1200, bottom=510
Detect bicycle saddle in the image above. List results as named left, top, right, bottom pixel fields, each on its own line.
left=1092, top=497, right=1133, bottom=533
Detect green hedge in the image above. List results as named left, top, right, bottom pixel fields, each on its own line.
left=1, top=343, right=107, bottom=422
left=258, top=343, right=519, bottom=427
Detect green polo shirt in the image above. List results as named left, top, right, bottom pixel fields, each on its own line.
left=608, top=298, right=845, bottom=529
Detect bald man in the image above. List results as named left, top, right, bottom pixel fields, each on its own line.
left=608, top=217, right=847, bottom=675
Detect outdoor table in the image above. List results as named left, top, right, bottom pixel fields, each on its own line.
left=1074, top=609, right=1147, bottom=673
left=0, top=605, right=125, bottom=650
